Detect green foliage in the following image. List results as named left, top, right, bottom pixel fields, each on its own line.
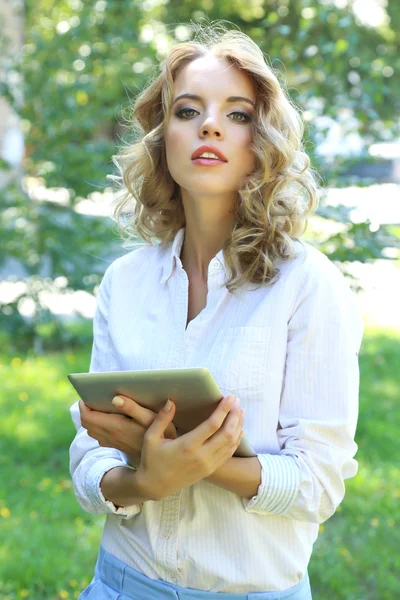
left=2, top=0, right=399, bottom=197
left=314, top=206, right=399, bottom=262
left=13, top=0, right=150, bottom=199
left=0, top=180, right=117, bottom=283
left=0, top=324, right=399, bottom=598
left=0, top=176, right=125, bottom=349
left=1, top=1, right=399, bottom=344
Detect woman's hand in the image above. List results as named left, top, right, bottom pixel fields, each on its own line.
left=78, top=396, right=178, bottom=463
left=135, top=395, right=245, bottom=501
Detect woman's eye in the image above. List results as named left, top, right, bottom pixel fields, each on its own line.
left=175, top=108, right=251, bottom=123
left=231, top=112, right=252, bottom=123
left=175, top=108, right=198, bottom=118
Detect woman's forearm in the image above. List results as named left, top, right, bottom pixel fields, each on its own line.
left=205, top=456, right=262, bottom=499
left=100, top=466, right=155, bottom=508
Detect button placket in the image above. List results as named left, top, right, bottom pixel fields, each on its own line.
left=157, top=492, right=182, bottom=576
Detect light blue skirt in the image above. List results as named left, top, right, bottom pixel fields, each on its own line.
left=79, top=546, right=312, bottom=599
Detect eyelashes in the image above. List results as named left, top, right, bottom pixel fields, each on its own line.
left=175, top=107, right=252, bottom=123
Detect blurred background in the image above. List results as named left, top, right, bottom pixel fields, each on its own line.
left=0, top=1, right=399, bottom=598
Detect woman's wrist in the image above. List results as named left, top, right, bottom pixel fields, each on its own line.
left=135, top=466, right=162, bottom=501
left=101, top=466, right=156, bottom=507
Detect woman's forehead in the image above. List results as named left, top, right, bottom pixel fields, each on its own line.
left=174, top=56, right=256, bottom=100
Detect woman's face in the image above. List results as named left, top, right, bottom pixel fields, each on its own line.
left=164, top=55, right=257, bottom=203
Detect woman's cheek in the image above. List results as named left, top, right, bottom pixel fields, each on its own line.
left=165, top=129, right=185, bottom=175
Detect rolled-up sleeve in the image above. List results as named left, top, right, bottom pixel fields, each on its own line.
left=243, top=256, right=364, bottom=523
left=69, top=264, right=142, bottom=519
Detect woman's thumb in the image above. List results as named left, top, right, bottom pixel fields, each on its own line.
left=149, top=399, right=176, bottom=438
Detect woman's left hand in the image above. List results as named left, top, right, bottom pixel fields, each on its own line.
left=78, top=395, right=178, bottom=463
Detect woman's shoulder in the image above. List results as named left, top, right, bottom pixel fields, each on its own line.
left=276, top=238, right=332, bottom=278
left=288, top=239, right=343, bottom=277
left=276, top=239, right=353, bottom=305
left=104, top=241, right=165, bottom=279
left=286, top=239, right=357, bottom=311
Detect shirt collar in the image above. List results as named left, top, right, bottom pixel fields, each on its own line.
left=161, top=226, right=226, bottom=284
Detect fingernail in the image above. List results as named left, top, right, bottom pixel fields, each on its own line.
left=235, top=397, right=241, bottom=408
left=241, top=408, right=246, bottom=418
left=227, top=395, right=235, bottom=405
left=112, top=396, right=124, bottom=407
left=163, top=399, right=172, bottom=412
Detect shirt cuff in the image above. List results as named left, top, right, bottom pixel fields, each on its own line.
left=85, top=458, right=143, bottom=518
left=242, top=454, right=300, bottom=514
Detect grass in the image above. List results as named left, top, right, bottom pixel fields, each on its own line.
left=310, top=325, right=400, bottom=599
left=0, top=324, right=399, bottom=599
left=0, top=349, right=102, bottom=600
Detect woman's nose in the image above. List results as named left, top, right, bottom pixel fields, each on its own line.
left=200, top=117, right=223, bottom=138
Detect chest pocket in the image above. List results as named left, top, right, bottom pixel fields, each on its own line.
left=204, top=326, right=270, bottom=391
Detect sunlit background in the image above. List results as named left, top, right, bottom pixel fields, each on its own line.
left=0, top=0, right=399, bottom=598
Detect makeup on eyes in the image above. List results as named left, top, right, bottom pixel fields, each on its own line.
left=173, top=93, right=254, bottom=120
left=175, top=107, right=252, bottom=123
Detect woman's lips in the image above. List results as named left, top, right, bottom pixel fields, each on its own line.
left=191, top=158, right=227, bottom=166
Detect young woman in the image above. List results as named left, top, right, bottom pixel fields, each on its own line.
left=69, top=23, right=364, bottom=600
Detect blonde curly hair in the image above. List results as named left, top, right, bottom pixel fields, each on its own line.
left=108, top=21, right=321, bottom=292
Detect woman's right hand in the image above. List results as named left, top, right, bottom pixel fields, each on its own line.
left=136, top=395, right=245, bottom=501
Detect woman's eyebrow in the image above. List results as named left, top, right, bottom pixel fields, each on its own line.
left=173, top=93, right=255, bottom=108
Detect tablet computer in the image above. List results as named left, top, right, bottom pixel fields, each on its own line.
left=68, top=368, right=256, bottom=460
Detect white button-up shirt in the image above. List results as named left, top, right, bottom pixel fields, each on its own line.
left=69, top=226, right=364, bottom=593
